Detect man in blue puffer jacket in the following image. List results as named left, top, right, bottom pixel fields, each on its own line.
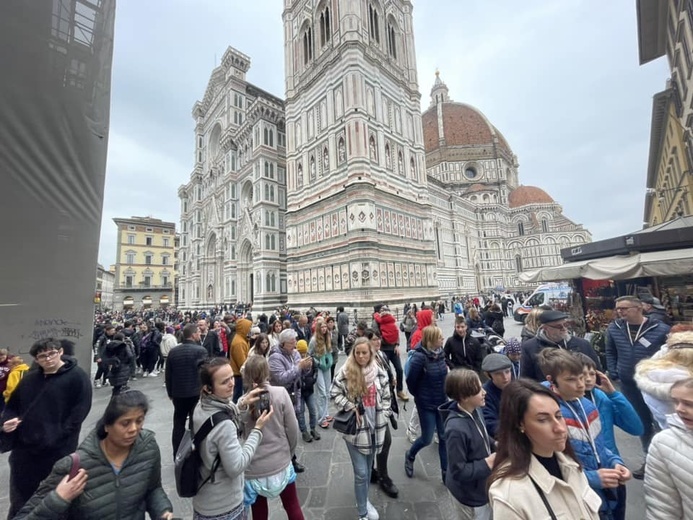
left=605, top=295, right=669, bottom=479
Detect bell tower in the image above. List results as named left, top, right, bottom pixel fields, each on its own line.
left=283, top=0, right=439, bottom=309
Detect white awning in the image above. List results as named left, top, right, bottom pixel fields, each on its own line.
left=519, top=247, right=693, bottom=283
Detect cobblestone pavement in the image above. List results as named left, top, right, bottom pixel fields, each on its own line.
left=0, top=314, right=646, bottom=519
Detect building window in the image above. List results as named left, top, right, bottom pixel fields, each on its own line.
left=368, top=4, right=380, bottom=44
left=518, top=222, right=525, bottom=236
left=127, top=234, right=135, bottom=245
left=515, top=255, right=523, bottom=273
left=387, top=22, right=397, bottom=59
left=541, top=219, right=549, bottom=233
left=145, top=254, right=152, bottom=265
left=263, top=127, right=274, bottom=147
left=162, top=275, right=169, bottom=286
left=303, top=25, right=313, bottom=64
left=145, top=236, right=153, bottom=246
left=128, top=225, right=135, bottom=231
left=145, top=227, right=153, bottom=232
left=319, top=5, right=331, bottom=47
left=465, top=167, right=478, bottom=179
left=143, top=276, right=151, bottom=288
left=126, top=252, right=135, bottom=264
left=163, top=237, right=170, bottom=247
left=125, top=275, right=133, bottom=288
left=162, top=255, right=169, bottom=266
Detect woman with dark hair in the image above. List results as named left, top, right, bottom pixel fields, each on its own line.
left=193, top=357, right=272, bottom=520
left=15, top=390, right=175, bottom=519
left=488, top=379, right=601, bottom=519
left=242, top=355, right=303, bottom=520
left=249, top=333, right=271, bottom=359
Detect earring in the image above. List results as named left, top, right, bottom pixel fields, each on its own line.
left=519, top=428, right=525, bottom=434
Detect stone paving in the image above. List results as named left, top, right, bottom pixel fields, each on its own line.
left=0, top=315, right=647, bottom=519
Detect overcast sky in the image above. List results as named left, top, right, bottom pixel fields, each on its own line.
left=98, top=0, right=669, bottom=267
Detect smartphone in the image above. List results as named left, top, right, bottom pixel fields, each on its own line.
left=257, top=390, right=271, bottom=415
left=68, top=453, right=80, bottom=481
left=596, top=373, right=602, bottom=386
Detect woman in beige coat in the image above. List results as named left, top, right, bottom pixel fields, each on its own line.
left=488, top=379, right=602, bottom=519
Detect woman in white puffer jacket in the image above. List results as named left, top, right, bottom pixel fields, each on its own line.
left=635, top=331, right=693, bottom=429
left=645, top=377, right=693, bottom=520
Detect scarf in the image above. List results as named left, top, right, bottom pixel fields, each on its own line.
left=362, top=360, right=379, bottom=388
left=203, top=393, right=243, bottom=437
left=536, top=327, right=569, bottom=348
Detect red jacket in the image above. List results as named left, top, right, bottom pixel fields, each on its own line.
left=410, top=309, right=434, bottom=349
left=374, top=312, right=399, bottom=346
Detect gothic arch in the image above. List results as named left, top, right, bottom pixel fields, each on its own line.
left=206, top=232, right=217, bottom=258
left=209, top=122, right=222, bottom=159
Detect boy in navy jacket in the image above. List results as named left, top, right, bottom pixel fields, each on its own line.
left=440, top=369, right=495, bottom=520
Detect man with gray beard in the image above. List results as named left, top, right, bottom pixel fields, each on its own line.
left=520, top=310, right=601, bottom=382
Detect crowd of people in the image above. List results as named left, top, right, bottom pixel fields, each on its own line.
left=0, top=293, right=691, bottom=519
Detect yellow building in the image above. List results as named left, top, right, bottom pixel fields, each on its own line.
left=638, top=0, right=693, bottom=225
left=644, top=86, right=693, bottom=225
left=113, top=216, right=177, bottom=310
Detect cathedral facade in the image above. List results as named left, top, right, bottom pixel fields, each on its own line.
left=177, top=48, right=288, bottom=311
left=178, top=1, right=590, bottom=311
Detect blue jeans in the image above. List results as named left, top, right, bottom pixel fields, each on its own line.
left=409, top=406, right=447, bottom=475
left=315, top=369, right=331, bottom=422
left=297, top=391, right=317, bottom=431
left=345, top=439, right=375, bottom=517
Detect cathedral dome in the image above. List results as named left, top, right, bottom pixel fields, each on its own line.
left=422, top=102, right=513, bottom=156
left=508, top=185, right=555, bottom=208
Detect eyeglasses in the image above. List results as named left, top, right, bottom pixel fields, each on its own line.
left=35, top=350, right=60, bottom=361
left=615, top=306, right=638, bottom=312
left=544, top=323, right=570, bottom=330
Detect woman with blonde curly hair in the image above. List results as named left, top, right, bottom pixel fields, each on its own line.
left=635, top=331, right=693, bottom=429
left=330, top=337, right=391, bottom=520
left=310, top=318, right=334, bottom=429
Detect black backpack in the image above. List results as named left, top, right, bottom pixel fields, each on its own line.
left=174, top=411, right=231, bottom=497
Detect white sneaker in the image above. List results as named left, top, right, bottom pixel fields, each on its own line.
left=94, top=381, right=102, bottom=389
left=366, top=500, right=379, bottom=520
left=151, top=370, right=159, bottom=377
left=142, top=372, right=149, bottom=378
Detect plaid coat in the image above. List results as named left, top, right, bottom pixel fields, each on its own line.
left=330, top=364, right=391, bottom=455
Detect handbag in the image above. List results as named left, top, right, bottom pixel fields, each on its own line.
left=332, top=409, right=358, bottom=435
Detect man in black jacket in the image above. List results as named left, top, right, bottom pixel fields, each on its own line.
left=2, top=338, right=92, bottom=517
left=520, top=310, right=601, bottom=381
left=165, top=324, right=208, bottom=457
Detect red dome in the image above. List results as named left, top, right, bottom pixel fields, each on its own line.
left=508, top=186, right=554, bottom=208
left=422, top=102, right=513, bottom=156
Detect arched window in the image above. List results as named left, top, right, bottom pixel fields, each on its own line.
left=266, top=273, right=271, bottom=291
left=542, top=219, right=549, bottom=233
left=369, top=135, right=377, bottom=161
left=518, top=222, right=525, bottom=236
left=410, top=157, right=416, bottom=180
left=265, top=234, right=271, bottom=249
left=387, top=22, right=397, bottom=59
left=515, top=255, right=523, bottom=273
left=319, top=5, right=331, bottom=47
left=384, top=143, right=391, bottom=169
left=397, top=151, right=404, bottom=176
left=302, top=25, right=313, bottom=64
left=309, top=156, right=316, bottom=180
left=264, top=183, right=270, bottom=200
left=264, top=161, right=270, bottom=177
left=368, top=3, right=380, bottom=44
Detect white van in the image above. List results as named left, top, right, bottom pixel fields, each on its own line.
left=513, top=283, right=572, bottom=322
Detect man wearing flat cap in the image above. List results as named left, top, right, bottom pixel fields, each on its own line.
left=480, top=353, right=513, bottom=439
left=640, top=294, right=671, bottom=325
left=520, top=310, right=600, bottom=382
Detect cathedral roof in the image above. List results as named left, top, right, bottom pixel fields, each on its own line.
left=508, top=185, right=555, bottom=208
left=422, top=101, right=514, bottom=157
left=465, top=183, right=491, bottom=193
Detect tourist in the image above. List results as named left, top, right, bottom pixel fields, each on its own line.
left=405, top=325, right=448, bottom=482
left=330, top=337, right=391, bottom=520
left=14, top=390, right=175, bottom=519
left=309, top=318, right=334, bottom=429
left=487, top=379, right=601, bottom=519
